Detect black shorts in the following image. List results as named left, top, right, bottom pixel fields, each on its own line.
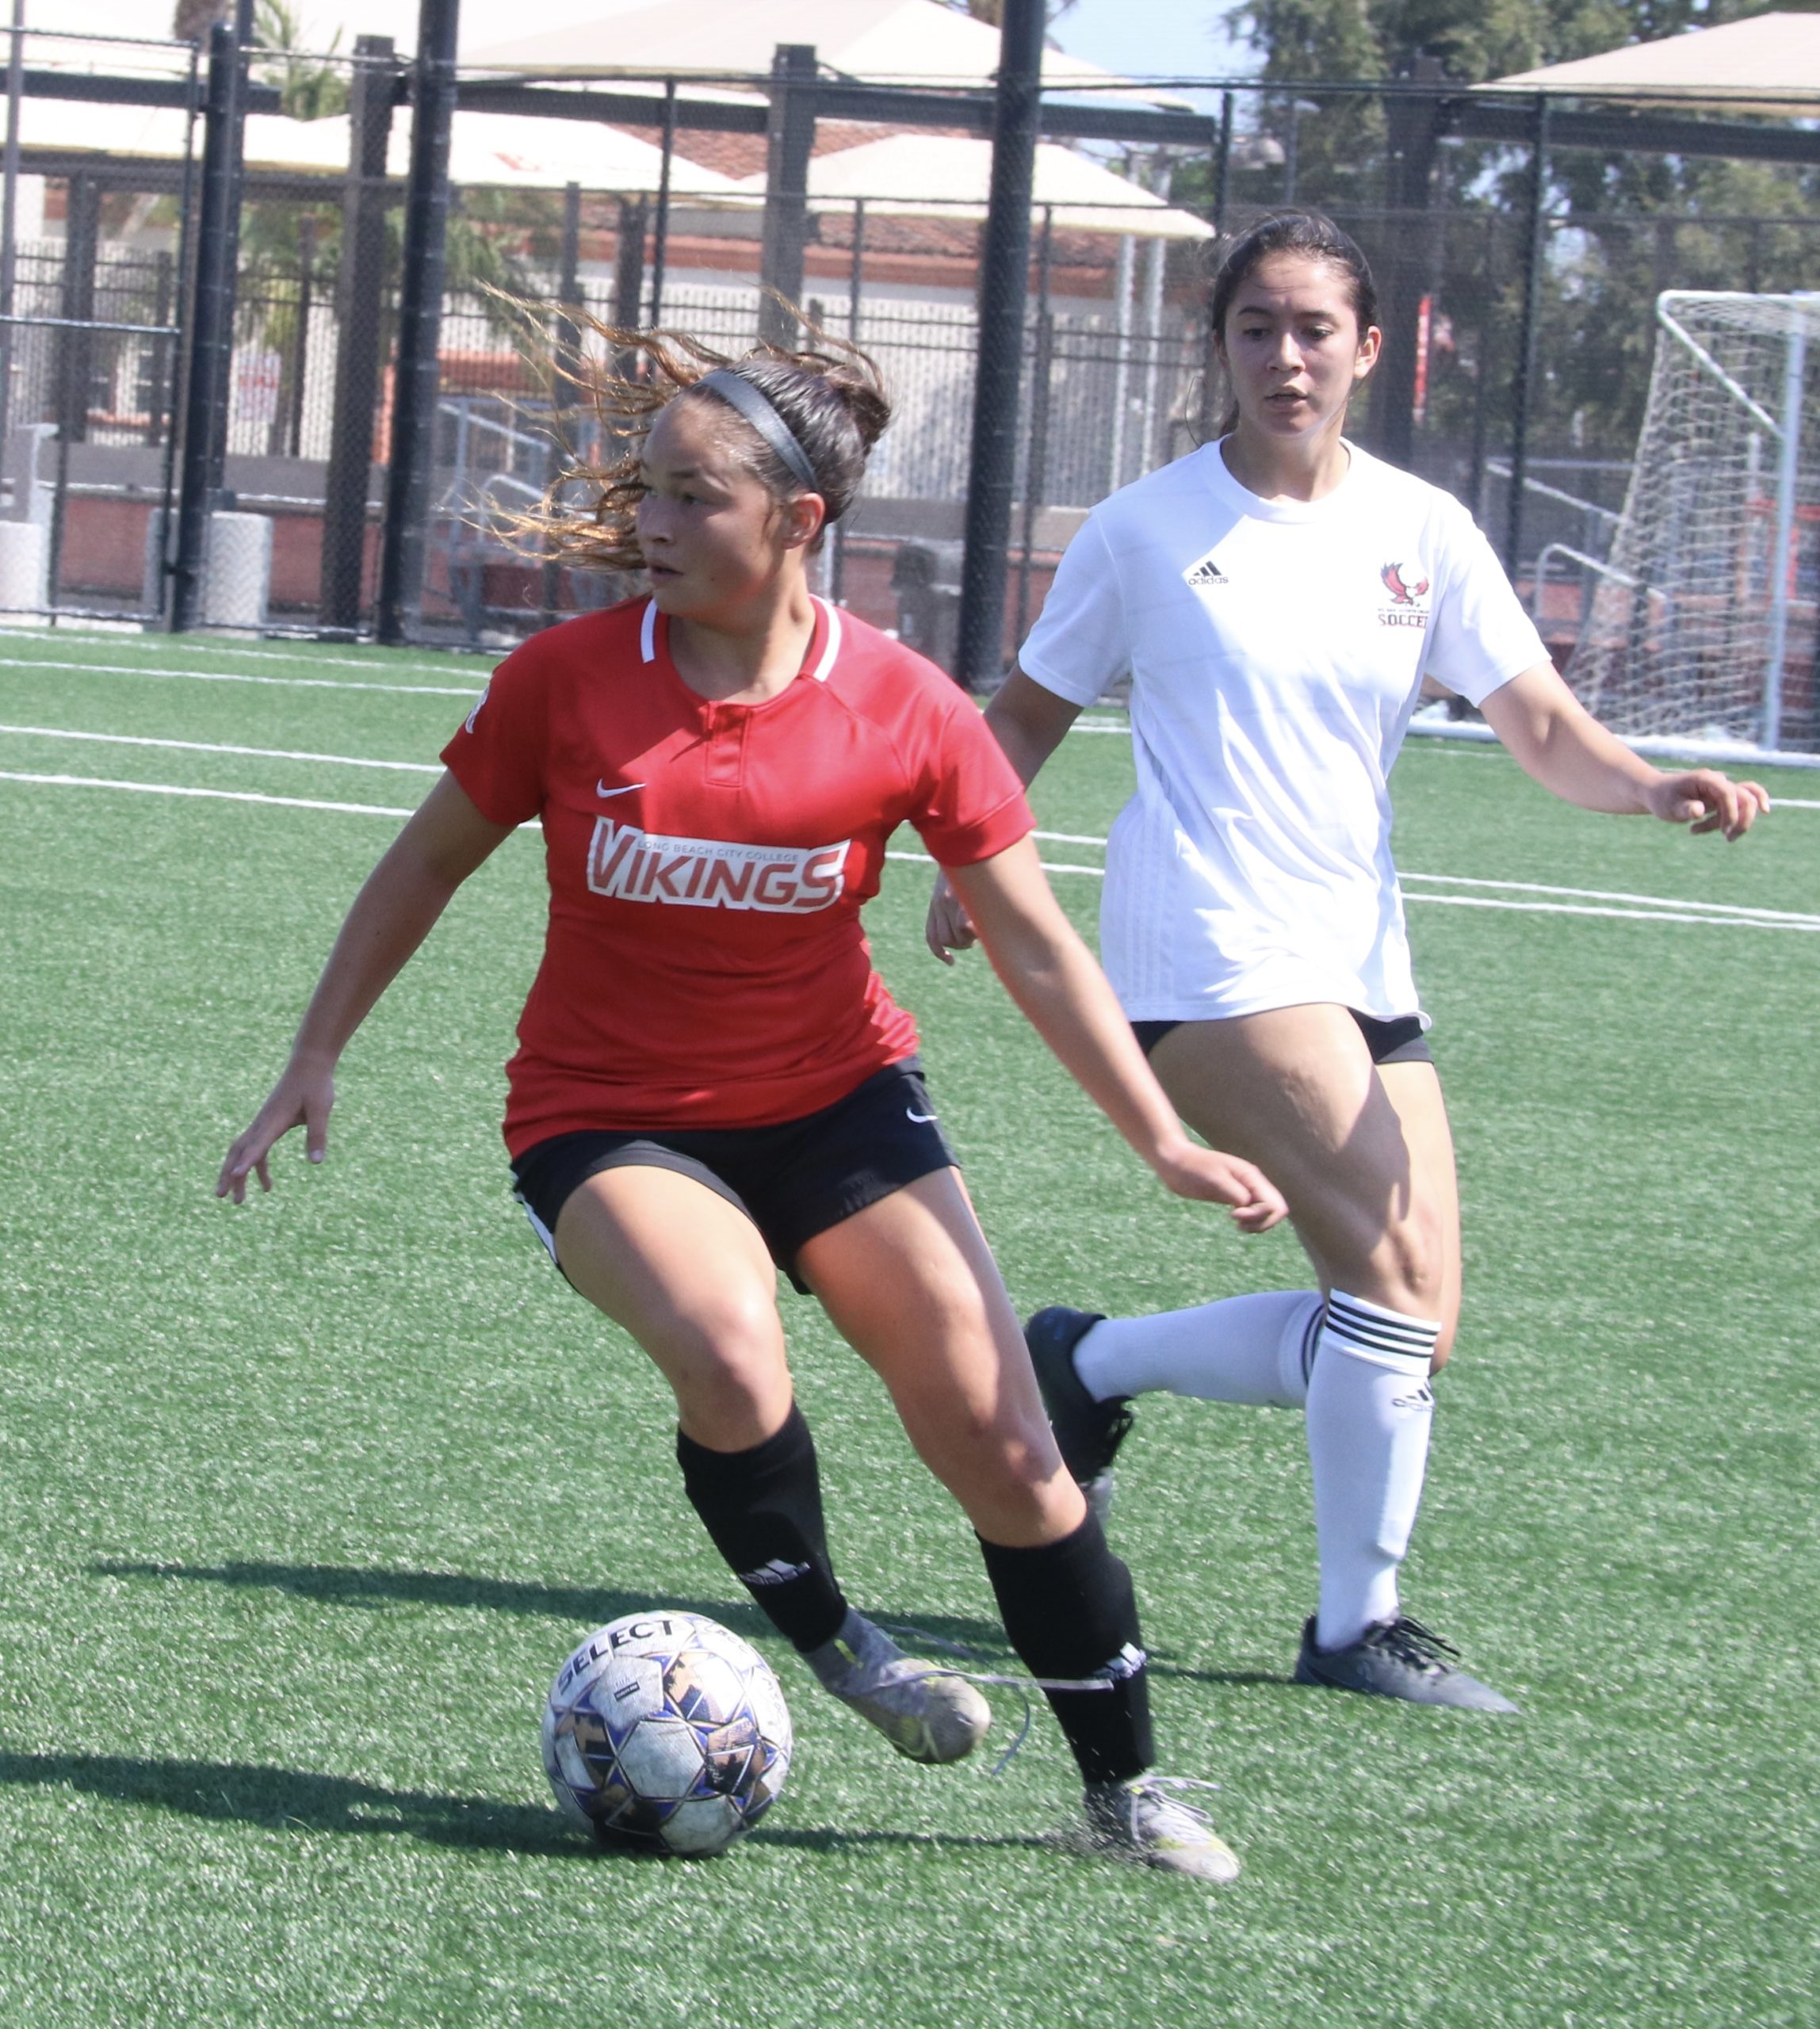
left=1131, top=1008, right=1433, bottom=1067
left=510, top=1060, right=957, bottom=1295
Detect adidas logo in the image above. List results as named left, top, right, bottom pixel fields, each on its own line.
left=1096, top=1641, right=1149, bottom=1683
left=739, top=1558, right=812, bottom=1588
left=1183, top=552, right=1229, bottom=589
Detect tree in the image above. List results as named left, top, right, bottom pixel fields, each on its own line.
left=1191, top=0, right=1817, bottom=489
left=171, top=0, right=228, bottom=39
left=1232, top=0, right=1784, bottom=86
left=940, top=1, right=1080, bottom=25
left=254, top=0, right=348, bottom=121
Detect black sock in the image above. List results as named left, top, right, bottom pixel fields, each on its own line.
left=977, top=1513, right=1154, bottom=1786
left=675, top=1404, right=848, bottom=1653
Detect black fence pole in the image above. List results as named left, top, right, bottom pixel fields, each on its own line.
left=285, top=211, right=315, bottom=458
left=829, top=195, right=866, bottom=608
left=647, top=82, right=674, bottom=327
left=540, top=179, right=582, bottom=629
left=0, top=0, right=25, bottom=449
left=1505, top=91, right=1550, bottom=583
left=1198, top=97, right=1233, bottom=444
left=1212, top=90, right=1233, bottom=230
left=321, top=34, right=397, bottom=635
left=377, top=0, right=460, bottom=646
left=1013, top=203, right=1053, bottom=648
left=47, top=170, right=99, bottom=610
left=170, top=17, right=248, bottom=633
left=759, top=44, right=817, bottom=346
left=957, top=0, right=1043, bottom=691
left=1370, top=74, right=1441, bottom=467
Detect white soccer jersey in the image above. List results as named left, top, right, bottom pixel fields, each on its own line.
left=1019, top=441, right=1549, bottom=1026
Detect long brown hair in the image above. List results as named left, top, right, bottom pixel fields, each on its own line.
left=531, top=316, right=891, bottom=575
left=1203, top=209, right=1380, bottom=438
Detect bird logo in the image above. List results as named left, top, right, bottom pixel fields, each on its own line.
left=1380, top=562, right=1430, bottom=606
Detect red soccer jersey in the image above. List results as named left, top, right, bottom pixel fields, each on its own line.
left=442, top=595, right=1033, bottom=1151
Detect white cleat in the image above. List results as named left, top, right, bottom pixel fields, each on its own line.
left=804, top=1610, right=992, bottom=1764
left=1083, top=1775, right=1241, bottom=1884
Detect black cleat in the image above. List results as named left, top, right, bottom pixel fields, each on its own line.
left=1024, top=1308, right=1133, bottom=1502
left=1294, top=1614, right=1520, bottom=1714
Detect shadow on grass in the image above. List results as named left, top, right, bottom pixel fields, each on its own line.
left=90, top=1561, right=1019, bottom=1654
left=88, top=1560, right=1292, bottom=1691
left=0, top=1753, right=1049, bottom=1859
left=90, top=1560, right=772, bottom=1642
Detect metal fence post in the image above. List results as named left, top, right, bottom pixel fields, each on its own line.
left=1369, top=73, right=1442, bottom=467
left=957, top=0, right=1043, bottom=690
left=170, top=17, right=249, bottom=632
left=377, top=0, right=460, bottom=646
left=1198, top=98, right=1233, bottom=444
left=1505, top=91, right=1551, bottom=583
left=47, top=171, right=100, bottom=605
left=321, top=34, right=396, bottom=635
left=759, top=44, right=817, bottom=346
left=647, top=82, right=674, bottom=327
left=1013, top=203, right=1054, bottom=648
left=829, top=195, right=866, bottom=608
left=540, top=179, right=582, bottom=629
left=0, top=0, right=25, bottom=449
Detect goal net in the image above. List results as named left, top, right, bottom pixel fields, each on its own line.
left=1563, top=291, right=1820, bottom=755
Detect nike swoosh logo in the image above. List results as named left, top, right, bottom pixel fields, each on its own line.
left=906, top=1109, right=939, bottom=1124
left=596, top=780, right=644, bottom=799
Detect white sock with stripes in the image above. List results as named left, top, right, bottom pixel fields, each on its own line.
left=1306, top=1290, right=1440, bottom=1652
left=1073, top=1290, right=1324, bottom=1408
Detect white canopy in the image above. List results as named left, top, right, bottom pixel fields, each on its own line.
left=52, top=0, right=1162, bottom=96
left=467, top=0, right=1158, bottom=94
left=13, top=94, right=743, bottom=196
left=1488, top=11, right=1820, bottom=108
left=744, top=133, right=1210, bottom=241
left=247, top=108, right=745, bottom=193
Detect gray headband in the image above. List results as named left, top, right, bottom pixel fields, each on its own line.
left=694, top=368, right=820, bottom=493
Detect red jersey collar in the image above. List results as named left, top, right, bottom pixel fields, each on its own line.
left=638, top=595, right=843, bottom=695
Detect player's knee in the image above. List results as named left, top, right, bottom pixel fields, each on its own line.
left=644, top=1291, right=783, bottom=1417
left=900, top=1391, right=1050, bottom=1501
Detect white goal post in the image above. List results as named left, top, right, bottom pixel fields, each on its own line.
left=1561, top=290, right=1819, bottom=759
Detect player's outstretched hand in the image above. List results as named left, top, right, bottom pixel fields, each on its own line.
left=1645, top=769, right=1770, bottom=840
left=216, top=1058, right=335, bottom=1204
left=1149, top=1134, right=1287, bottom=1233
left=924, top=870, right=980, bottom=965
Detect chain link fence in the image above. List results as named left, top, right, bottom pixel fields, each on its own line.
left=9, top=57, right=1817, bottom=738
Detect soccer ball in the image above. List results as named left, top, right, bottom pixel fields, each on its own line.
left=541, top=1610, right=793, bottom=1858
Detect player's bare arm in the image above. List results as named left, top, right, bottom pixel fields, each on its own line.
left=1480, top=663, right=1770, bottom=839
left=945, top=835, right=1285, bottom=1232
left=216, top=774, right=516, bottom=1202
left=926, top=669, right=1082, bottom=961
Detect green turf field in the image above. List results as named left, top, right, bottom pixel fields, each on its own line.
left=0, top=625, right=1814, bottom=2027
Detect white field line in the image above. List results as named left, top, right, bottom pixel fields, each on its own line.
left=0, top=655, right=480, bottom=699
left=2, top=766, right=1811, bottom=934
left=1405, top=892, right=1820, bottom=930
left=0, top=771, right=420, bottom=819
left=0, top=724, right=442, bottom=773
left=1399, top=868, right=1820, bottom=928
left=0, top=629, right=478, bottom=681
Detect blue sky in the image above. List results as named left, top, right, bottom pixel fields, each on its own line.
left=1050, top=0, right=1255, bottom=82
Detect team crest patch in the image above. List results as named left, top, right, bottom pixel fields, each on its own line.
left=1378, top=561, right=1431, bottom=628
left=1183, top=548, right=1229, bottom=590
